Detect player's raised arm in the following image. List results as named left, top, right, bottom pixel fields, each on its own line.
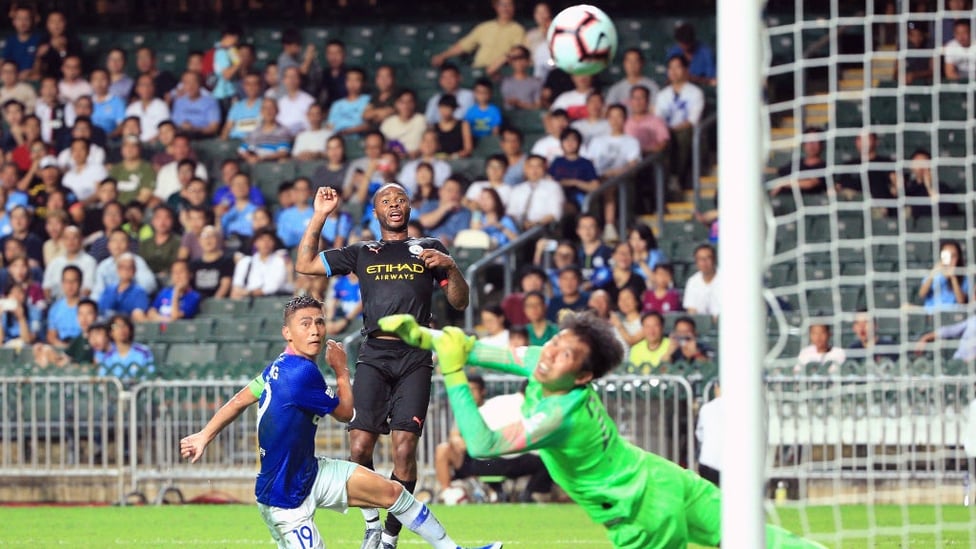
left=294, top=186, right=341, bottom=276
left=180, top=381, right=261, bottom=463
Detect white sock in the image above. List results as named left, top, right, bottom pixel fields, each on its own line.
left=387, top=488, right=456, bottom=549
left=362, top=507, right=381, bottom=529
left=380, top=532, right=398, bottom=547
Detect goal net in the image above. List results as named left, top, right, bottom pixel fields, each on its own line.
left=761, top=1, right=976, bottom=546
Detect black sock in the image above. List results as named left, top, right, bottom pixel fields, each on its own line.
left=384, top=473, right=417, bottom=536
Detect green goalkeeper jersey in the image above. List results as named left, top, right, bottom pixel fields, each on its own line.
left=448, top=344, right=653, bottom=526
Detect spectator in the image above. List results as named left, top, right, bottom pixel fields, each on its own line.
left=58, top=56, right=92, bottom=104
left=218, top=172, right=259, bottom=241
left=683, top=244, right=720, bottom=317
left=1, top=162, right=28, bottom=210
left=916, top=311, right=976, bottom=361
left=99, top=314, right=155, bottom=378
left=126, top=78, right=170, bottom=145
left=666, top=23, right=717, bottom=87
left=470, top=187, right=519, bottom=248
left=573, top=214, right=612, bottom=284
left=27, top=157, right=71, bottom=222
left=944, top=19, right=974, bottom=81
left=211, top=25, right=242, bottom=109
left=550, top=74, right=594, bottom=119
left=262, top=62, right=281, bottom=100
left=319, top=202, right=354, bottom=250
left=418, top=176, right=473, bottom=247
left=625, top=86, right=669, bottom=155
left=42, top=209, right=68, bottom=266
left=237, top=98, right=292, bottom=163
left=380, top=89, right=427, bottom=157
left=464, top=154, right=512, bottom=209
left=0, top=255, right=44, bottom=347
left=85, top=199, right=127, bottom=262
left=97, top=253, right=150, bottom=320
left=1, top=99, right=26, bottom=152
left=669, top=316, right=714, bottom=363
left=145, top=260, right=201, bottom=322
left=695, top=382, right=723, bottom=487
left=210, top=159, right=261, bottom=209
left=656, top=55, right=705, bottom=190
left=546, top=266, right=590, bottom=322
left=89, top=69, right=126, bottom=136
left=479, top=305, right=511, bottom=347
left=398, top=130, right=451, bottom=195
left=500, top=126, right=527, bottom=185
left=149, top=121, right=177, bottom=168
left=610, top=286, right=644, bottom=351
left=918, top=240, right=969, bottom=312
left=177, top=205, right=208, bottom=261
left=544, top=240, right=578, bottom=296
left=221, top=73, right=263, bottom=140
left=105, top=48, right=133, bottom=100
left=34, top=10, right=81, bottom=80
left=523, top=289, right=558, bottom=346
left=230, top=228, right=288, bottom=298
left=507, top=154, right=563, bottom=229
left=32, top=298, right=98, bottom=367
left=523, top=1, right=553, bottom=53
left=108, top=136, right=154, bottom=205
left=135, top=47, right=178, bottom=102
left=311, top=135, right=348, bottom=192
left=341, top=130, right=385, bottom=204
left=276, top=178, right=314, bottom=249
left=434, top=95, right=473, bottom=158
left=276, top=28, right=320, bottom=88
left=45, top=265, right=84, bottom=347
left=55, top=116, right=106, bottom=167
left=323, top=272, right=362, bottom=334
left=628, top=223, right=665, bottom=280
left=43, top=226, right=95, bottom=299
left=121, top=201, right=151, bottom=242
left=835, top=132, right=897, bottom=212
left=276, top=66, right=316, bottom=134
left=11, top=126, right=50, bottom=173
left=591, top=242, right=647, bottom=306
left=171, top=72, right=220, bottom=138
left=898, top=21, right=934, bottom=84
left=431, top=0, right=525, bottom=70
left=91, top=228, right=156, bottom=300
left=0, top=60, right=35, bottom=112
left=530, top=109, right=569, bottom=164
left=3, top=206, right=42, bottom=266
left=362, top=65, right=399, bottom=129
left=35, top=77, right=69, bottom=143
left=189, top=225, right=234, bottom=299
left=292, top=103, right=332, bottom=160
left=327, top=67, right=370, bottom=136
left=3, top=6, right=41, bottom=77
left=501, top=265, right=547, bottom=325
left=155, top=135, right=208, bottom=203
left=772, top=127, right=827, bottom=196
left=848, top=312, right=898, bottom=364
left=529, top=3, right=556, bottom=79
left=896, top=148, right=958, bottom=218
left=139, top=206, right=180, bottom=278
left=626, top=311, right=671, bottom=372
left=606, top=49, right=661, bottom=109
left=424, top=64, right=475, bottom=124
left=500, top=45, right=542, bottom=110
left=584, top=104, right=640, bottom=239
left=465, top=78, right=503, bottom=140
left=548, top=128, right=599, bottom=213
left=796, top=323, right=846, bottom=373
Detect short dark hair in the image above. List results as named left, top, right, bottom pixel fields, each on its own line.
left=641, top=311, right=664, bottom=326
left=283, top=294, right=324, bottom=325
left=325, top=39, right=346, bottom=50
left=623, top=47, right=645, bottom=62
left=954, top=19, right=971, bottom=30
left=559, top=311, right=624, bottom=379
left=694, top=243, right=716, bottom=258
left=674, top=315, right=697, bottom=333
left=667, top=54, right=690, bottom=69
left=474, top=77, right=493, bottom=91
left=468, top=373, right=486, bottom=391
left=109, top=314, right=134, bottom=343
left=438, top=93, right=458, bottom=109
left=560, top=128, right=582, bottom=143
left=550, top=108, right=569, bottom=120
left=282, top=28, right=302, bottom=45
left=440, top=62, right=460, bottom=75
left=78, top=298, right=98, bottom=315
left=674, top=22, right=696, bottom=44
left=486, top=153, right=509, bottom=169
left=607, top=103, right=627, bottom=118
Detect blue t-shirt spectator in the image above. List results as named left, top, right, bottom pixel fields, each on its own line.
left=937, top=316, right=976, bottom=361
left=332, top=275, right=362, bottom=318
left=221, top=202, right=258, bottom=238
left=98, top=283, right=150, bottom=317
left=98, top=343, right=155, bottom=378
left=546, top=291, right=591, bottom=322
left=212, top=47, right=238, bottom=100
left=5, top=190, right=28, bottom=212
left=92, top=94, right=127, bottom=134
left=321, top=212, right=353, bottom=248
left=276, top=206, right=314, bottom=248
left=478, top=214, right=520, bottom=248
left=151, top=286, right=201, bottom=320
left=172, top=94, right=221, bottom=131
left=327, top=95, right=370, bottom=133
left=549, top=156, right=598, bottom=208
left=464, top=103, right=502, bottom=139
left=212, top=184, right=265, bottom=208
left=418, top=200, right=472, bottom=243
left=225, top=98, right=262, bottom=140
left=665, top=44, right=717, bottom=80
left=47, top=298, right=80, bottom=341
left=922, top=273, right=971, bottom=312
left=2, top=32, right=41, bottom=72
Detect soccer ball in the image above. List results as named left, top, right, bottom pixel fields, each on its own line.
left=546, top=4, right=618, bottom=76
left=439, top=482, right=470, bottom=506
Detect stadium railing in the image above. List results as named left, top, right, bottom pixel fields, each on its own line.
left=581, top=153, right=665, bottom=235
left=692, top=112, right=718, bottom=209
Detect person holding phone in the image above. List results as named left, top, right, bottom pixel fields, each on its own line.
left=917, top=240, right=969, bottom=312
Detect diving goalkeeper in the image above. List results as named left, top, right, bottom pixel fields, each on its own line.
left=378, top=312, right=825, bottom=549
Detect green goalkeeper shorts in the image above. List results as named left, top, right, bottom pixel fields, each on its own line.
left=605, top=454, right=722, bottom=549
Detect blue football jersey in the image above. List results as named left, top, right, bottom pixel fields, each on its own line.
left=253, top=352, right=340, bottom=508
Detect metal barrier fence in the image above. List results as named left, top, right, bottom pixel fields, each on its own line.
left=0, top=376, right=126, bottom=501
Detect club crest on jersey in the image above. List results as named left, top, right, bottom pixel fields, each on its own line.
left=408, top=244, right=424, bottom=257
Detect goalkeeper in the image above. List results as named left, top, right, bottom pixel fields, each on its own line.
left=379, top=312, right=825, bottom=549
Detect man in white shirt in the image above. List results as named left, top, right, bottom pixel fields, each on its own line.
left=655, top=54, right=705, bottom=190
left=796, top=324, right=847, bottom=374
left=530, top=109, right=569, bottom=164
left=605, top=48, right=660, bottom=110
left=506, top=154, right=564, bottom=228
left=91, top=229, right=158, bottom=301
left=682, top=243, right=720, bottom=317
left=0, top=60, right=36, bottom=112
left=583, top=104, right=641, bottom=240
left=571, top=92, right=611, bottom=146
left=291, top=103, right=332, bottom=160
left=379, top=89, right=427, bottom=156
left=695, top=383, right=723, bottom=487
left=423, top=64, right=475, bottom=124
left=125, top=74, right=170, bottom=143
left=155, top=135, right=208, bottom=202
left=398, top=129, right=451, bottom=195
left=944, top=19, right=975, bottom=81
left=42, top=226, right=97, bottom=300
left=230, top=228, right=289, bottom=298
left=549, top=74, right=593, bottom=120
left=276, top=66, right=316, bottom=134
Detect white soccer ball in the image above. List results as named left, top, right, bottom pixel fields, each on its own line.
left=546, top=4, right=619, bottom=76
left=439, top=484, right=470, bottom=506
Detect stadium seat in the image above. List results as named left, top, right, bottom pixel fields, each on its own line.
left=380, top=44, right=419, bottom=66
left=200, top=298, right=250, bottom=318
left=249, top=296, right=285, bottom=318
left=938, top=216, right=966, bottom=231
left=217, top=342, right=271, bottom=368
left=805, top=289, right=834, bottom=315
left=427, top=21, right=468, bottom=43
left=472, top=135, right=502, bottom=158
left=902, top=93, right=932, bottom=123
left=211, top=317, right=266, bottom=342
left=766, top=264, right=794, bottom=288
left=773, top=221, right=797, bottom=254
left=167, top=343, right=219, bottom=366
left=871, top=284, right=901, bottom=310
left=834, top=100, right=863, bottom=128
left=387, top=23, right=425, bottom=46
left=252, top=162, right=297, bottom=203
left=869, top=217, right=901, bottom=236
left=938, top=91, right=969, bottom=121
left=938, top=129, right=967, bottom=157
left=158, top=318, right=214, bottom=343
left=134, top=321, right=164, bottom=343
left=505, top=109, right=546, bottom=134
left=302, top=26, right=337, bottom=44
left=147, top=343, right=169, bottom=365
left=835, top=213, right=864, bottom=239
left=802, top=215, right=831, bottom=244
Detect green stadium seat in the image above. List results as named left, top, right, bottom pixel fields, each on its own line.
left=937, top=166, right=967, bottom=191
left=427, top=22, right=468, bottom=43
left=938, top=129, right=967, bottom=157
left=665, top=221, right=710, bottom=242
left=938, top=311, right=969, bottom=329
left=218, top=342, right=271, bottom=368
left=835, top=213, right=864, bottom=239
left=302, top=27, right=338, bottom=44
left=250, top=296, right=286, bottom=318
left=773, top=221, right=797, bottom=254
left=803, top=261, right=832, bottom=281
left=134, top=322, right=164, bottom=343
left=868, top=95, right=896, bottom=125
left=872, top=244, right=900, bottom=262
left=766, top=264, right=794, bottom=287
left=834, top=100, right=863, bottom=128
left=453, top=246, right=488, bottom=275
left=472, top=135, right=502, bottom=158
left=840, top=261, right=866, bottom=276
left=148, top=343, right=169, bottom=365
left=167, top=343, right=219, bottom=367
left=802, top=215, right=831, bottom=243
left=805, top=289, right=834, bottom=315
left=505, top=109, right=546, bottom=134
left=200, top=298, right=250, bottom=317
left=902, top=93, right=932, bottom=123
left=769, top=193, right=796, bottom=215
left=938, top=91, right=969, bottom=121
left=870, top=217, right=901, bottom=236
left=212, top=317, right=266, bottom=342
left=938, top=216, right=966, bottom=231
left=250, top=28, right=283, bottom=48
left=387, top=23, right=425, bottom=46
left=252, top=161, right=297, bottom=203
left=839, top=285, right=865, bottom=312
left=903, top=241, right=932, bottom=264
left=909, top=216, right=933, bottom=233
left=871, top=284, right=901, bottom=310
left=158, top=318, right=214, bottom=343
left=345, top=44, right=374, bottom=67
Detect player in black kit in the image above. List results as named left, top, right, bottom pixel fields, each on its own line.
left=295, top=184, right=469, bottom=549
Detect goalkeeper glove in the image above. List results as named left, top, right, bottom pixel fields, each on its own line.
left=432, top=326, right=475, bottom=375
left=378, top=314, right=434, bottom=350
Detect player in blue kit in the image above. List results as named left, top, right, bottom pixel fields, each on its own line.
left=180, top=295, right=500, bottom=549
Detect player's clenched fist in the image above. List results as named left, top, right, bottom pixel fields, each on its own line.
left=313, top=186, right=340, bottom=217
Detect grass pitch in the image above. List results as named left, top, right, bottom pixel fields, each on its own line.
left=2, top=503, right=976, bottom=548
